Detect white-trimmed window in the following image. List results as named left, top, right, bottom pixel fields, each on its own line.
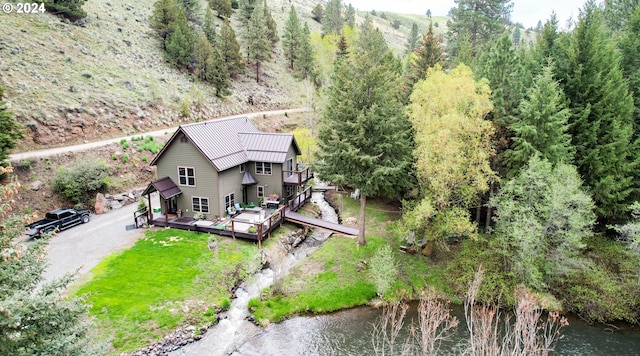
left=192, top=197, right=209, bottom=213
left=286, top=158, right=294, bottom=176
left=239, top=163, right=245, bottom=173
left=178, top=166, right=196, bottom=186
left=257, top=186, right=264, bottom=199
left=255, top=162, right=272, bottom=175
left=225, top=193, right=235, bottom=209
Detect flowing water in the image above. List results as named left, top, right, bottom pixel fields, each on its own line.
left=171, top=192, right=338, bottom=356
left=172, top=192, right=640, bottom=355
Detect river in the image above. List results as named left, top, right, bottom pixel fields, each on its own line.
left=173, top=192, right=640, bottom=356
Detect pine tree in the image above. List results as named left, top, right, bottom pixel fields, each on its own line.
left=0, top=177, right=103, bottom=355
left=336, top=34, right=349, bottom=59
left=311, top=3, right=323, bottom=23
left=446, top=0, right=513, bottom=59
left=504, top=63, right=574, bottom=176
left=165, top=15, right=196, bottom=69
left=245, top=1, right=271, bottom=82
left=619, top=5, right=640, bottom=144
left=194, top=32, right=230, bottom=96
left=559, top=1, right=637, bottom=221
left=203, top=7, right=217, bottom=46
left=322, top=0, right=343, bottom=36
left=294, top=23, right=318, bottom=84
left=43, top=0, right=87, bottom=22
left=512, top=27, right=521, bottom=46
left=149, top=0, right=180, bottom=49
left=209, top=0, right=232, bottom=19
left=405, top=22, right=420, bottom=55
left=219, top=20, right=244, bottom=77
left=238, top=0, right=257, bottom=25
left=345, top=3, right=356, bottom=28
left=282, top=5, right=302, bottom=69
left=316, top=17, right=413, bottom=246
left=179, top=0, right=200, bottom=22
left=263, top=0, right=279, bottom=46
left=604, top=0, right=640, bottom=31
left=407, top=22, right=444, bottom=87
left=0, top=88, right=23, bottom=169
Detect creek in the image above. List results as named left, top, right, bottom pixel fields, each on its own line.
left=172, top=192, right=640, bottom=356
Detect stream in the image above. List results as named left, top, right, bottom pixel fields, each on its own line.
left=171, top=192, right=640, bottom=356
left=171, top=192, right=338, bottom=356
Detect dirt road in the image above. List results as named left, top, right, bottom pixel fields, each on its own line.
left=9, top=108, right=310, bottom=161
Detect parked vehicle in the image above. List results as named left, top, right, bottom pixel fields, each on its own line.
left=25, top=208, right=91, bottom=238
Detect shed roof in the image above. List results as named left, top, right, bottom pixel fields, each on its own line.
left=142, top=177, right=182, bottom=199
left=151, top=116, right=300, bottom=172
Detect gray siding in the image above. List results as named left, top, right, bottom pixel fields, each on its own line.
left=255, top=162, right=283, bottom=200
left=154, top=133, right=220, bottom=218
left=218, top=167, right=244, bottom=214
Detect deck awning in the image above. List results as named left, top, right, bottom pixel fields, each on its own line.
left=241, top=171, right=258, bottom=185
left=142, top=177, right=182, bottom=199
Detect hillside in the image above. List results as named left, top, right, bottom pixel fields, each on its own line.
left=0, top=0, right=311, bottom=150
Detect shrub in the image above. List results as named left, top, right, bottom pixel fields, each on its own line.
left=121, top=154, right=129, bottom=163
left=369, top=245, right=398, bottom=297
left=52, top=160, right=110, bottom=204
left=43, top=0, right=88, bottom=22
left=112, top=154, right=118, bottom=161
left=141, top=156, right=148, bottom=163
left=121, top=142, right=129, bottom=150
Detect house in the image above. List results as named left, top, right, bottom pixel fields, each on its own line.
left=142, top=116, right=312, bottom=221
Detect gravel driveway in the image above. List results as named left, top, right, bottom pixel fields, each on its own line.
left=32, top=203, right=147, bottom=284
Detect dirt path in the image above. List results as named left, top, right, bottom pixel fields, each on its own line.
left=9, top=108, right=310, bottom=161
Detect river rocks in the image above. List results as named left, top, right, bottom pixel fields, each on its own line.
left=94, top=193, right=110, bottom=214
left=110, top=200, right=123, bottom=210
left=29, top=180, right=43, bottom=191
left=281, top=227, right=310, bottom=253
left=127, top=325, right=210, bottom=356
left=344, top=217, right=357, bottom=226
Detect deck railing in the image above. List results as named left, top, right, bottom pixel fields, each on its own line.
left=231, top=205, right=286, bottom=248
left=282, top=167, right=314, bottom=186
left=288, top=186, right=312, bottom=212
left=134, top=207, right=148, bottom=228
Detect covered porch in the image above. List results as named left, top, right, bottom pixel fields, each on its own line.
left=141, top=177, right=182, bottom=225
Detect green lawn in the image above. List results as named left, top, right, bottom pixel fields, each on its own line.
left=250, top=193, right=450, bottom=325
left=73, top=229, right=260, bottom=353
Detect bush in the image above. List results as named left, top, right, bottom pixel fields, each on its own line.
left=43, top=0, right=87, bottom=22
left=52, top=160, right=110, bottom=204
left=369, top=245, right=398, bottom=297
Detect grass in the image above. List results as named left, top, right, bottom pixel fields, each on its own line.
left=73, top=229, right=260, bottom=353
left=249, top=193, right=450, bottom=325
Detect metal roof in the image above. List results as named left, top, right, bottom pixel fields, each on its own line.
left=142, top=176, right=182, bottom=199
left=152, top=116, right=300, bottom=172
left=241, top=171, right=258, bottom=185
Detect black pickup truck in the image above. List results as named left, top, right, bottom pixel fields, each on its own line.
left=25, top=208, right=91, bottom=238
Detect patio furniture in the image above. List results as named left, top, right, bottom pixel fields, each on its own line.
left=265, top=199, right=279, bottom=209
left=234, top=203, right=245, bottom=212
left=350, top=189, right=361, bottom=200
left=227, top=206, right=236, bottom=216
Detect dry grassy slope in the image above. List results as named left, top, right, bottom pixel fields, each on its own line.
left=0, top=0, right=309, bottom=150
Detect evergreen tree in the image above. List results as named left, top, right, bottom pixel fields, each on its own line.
left=203, top=7, right=218, bottom=46
left=283, top=5, right=302, bottom=69
left=512, top=27, right=521, bottom=46
left=604, top=0, right=640, bottom=31
left=407, top=22, right=444, bottom=88
left=238, top=0, right=257, bottom=25
left=446, top=0, right=513, bottom=59
left=149, top=0, right=180, bottom=49
left=311, top=3, right=323, bottom=23
left=405, top=22, right=420, bottom=55
left=209, top=0, right=233, bottom=19
left=492, top=157, right=595, bottom=290
left=322, top=0, right=343, bottom=35
left=245, top=1, right=271, bottom=82
left=316, top=18, right=413, bottom=246
left=194, top=32, right=230, bottom=96
left=335, top=34, right=349, bottom=60
left=43, top=0, right=87, bottom=22
left=165, top=15, right=196, bottom=69
left=263, top=0, right=279, bottom=46
left=559, top=1, right=637, bottom=220
left=294, top=23, right=318, bottom=84
left=504, top=64, right=574, bottom=175
left=619, top=5, right=640, bottom=145
left=345, top=3, right=356, bottom=28
left=0, top=88, right=24, bottom=169
left=0, top=177, right=103, bottom=355
left=179, top=0, right=200, bottom=22
left=219, top=20, right=244, bottom=77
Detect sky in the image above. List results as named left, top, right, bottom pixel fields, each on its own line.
left=345, top=0, right=591, bottom=29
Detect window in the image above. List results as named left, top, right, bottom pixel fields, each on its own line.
left=257, top=186, right=264, bottom=199
left=286, top=158, right=294, bottom=176
left=255, top=162, right=272, bottom=175
left=239, top=163, right=246, bottom=173
left=192, top=197, right=209, bottom=213
left=225, top=193, right=235, bottom=209
left=178, top=167, right=196, bottom=186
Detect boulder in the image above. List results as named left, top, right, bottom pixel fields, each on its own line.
left=110, top=200, right=123, bottom=209
left=29, top=180, right=43, bottom=191
left=95, top=193, right=110, bottom=214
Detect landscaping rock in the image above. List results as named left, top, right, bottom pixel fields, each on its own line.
left=127, top=324, right=210, bottom=356
left=94, top=193, right=110, bottom=214
left=29, top=180, right=43, bottom=191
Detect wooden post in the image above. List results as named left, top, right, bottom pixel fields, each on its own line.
left=258, top=223, right=262, bottom=249
left=231, top=220, right=235, bottom=239
left=164, top=199, right=169, bottom=224
left=147, top=193, right=152, bottom=222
